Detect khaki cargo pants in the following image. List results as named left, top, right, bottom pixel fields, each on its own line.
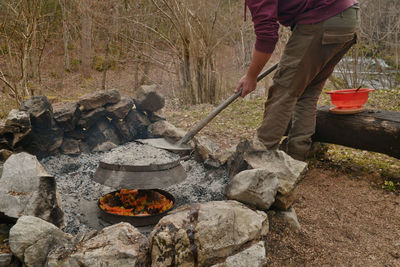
left=257, top=4, right=360, bottom=161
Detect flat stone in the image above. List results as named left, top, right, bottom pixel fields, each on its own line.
left=134, top=84, right=165, bottom=112
left=106, top=96, right=133, bottom=119
left=0, top=253, right=12, bottom=267
left=226, top=168, right=279, bottom=211
left=78, top=89, right=121, bottom=111
left=52, top=101, right=81, bottom=131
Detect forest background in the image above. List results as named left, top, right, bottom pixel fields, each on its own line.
left=0, top=0, right=399, bottom=116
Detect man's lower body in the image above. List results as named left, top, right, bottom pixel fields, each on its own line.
left=257, top=4, right=360, bottom=161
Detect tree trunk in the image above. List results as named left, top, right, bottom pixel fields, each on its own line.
left=81, top=2, right=92, bottom=78
left=59, top=0, right=70, bottom=71
left=313, top=106, right=400, bottom=159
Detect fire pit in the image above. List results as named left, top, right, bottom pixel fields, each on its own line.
left=98, top=189, right=175, bottom=226
left=93, top=142, right=185, bottom=226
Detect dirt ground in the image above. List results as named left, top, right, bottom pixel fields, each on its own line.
left=266, top=166, right=400, bottom=267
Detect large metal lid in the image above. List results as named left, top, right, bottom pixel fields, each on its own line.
left=93, top=142, right=187, bottom=189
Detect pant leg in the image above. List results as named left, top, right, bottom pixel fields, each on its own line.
left=257, top=4, right=359, bottom=156
left=287, top=7, right=360, bottom=160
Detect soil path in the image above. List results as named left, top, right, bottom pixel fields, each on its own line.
left=266, top=167, right=400, bottom=266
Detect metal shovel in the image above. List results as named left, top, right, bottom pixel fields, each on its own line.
left=138, top=63, right=279, bottom=152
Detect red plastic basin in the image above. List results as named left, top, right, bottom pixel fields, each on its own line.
left=325, top=88, right=375, bottom=108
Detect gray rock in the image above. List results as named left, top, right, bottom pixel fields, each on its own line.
left=52, top=101, right=81, bottom=131
left=4, top=110, right=31, bottom=149
left=106, top=96, right=133, bottom=119
left=77, top=107, right=106, bottom=129
left=84, top=119, right=121, bottom=150
left=134, top=84, right=165, bottom=112
left=21, top=126, right=63, bottom=157
left=194, top=136, right=220, bottom=162
left=9, top=216, right=72, bottom=267
left=150, top=201, right=268, bottom=267
left=226, top=168, right=279, bottom=211
left=0, top=153, right=64, bottom=227
left=210, top=241, right=267, bottom=267
left=5, top=109, right=31, bottom=129
left=78, top=89, right=121, bottom=111
left=60, top=138, right=80, bottom=155
left=276, top=207, right=301, bottom=231
left=147, top=120, right=185, bottom=142
left=20, top=96, right=54, bottom=129
left=227, top=140, right=308, bottom=196
left=47, top=222, right=149, bottom=267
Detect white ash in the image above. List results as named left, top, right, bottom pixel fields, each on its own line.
left=40, top=144, right=228, bottom=235
left=100, top=142, right=179, bottom=166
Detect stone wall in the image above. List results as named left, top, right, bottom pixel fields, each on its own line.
left=0, top=86, right=167, bottom=159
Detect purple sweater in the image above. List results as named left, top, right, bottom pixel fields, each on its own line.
left=245, top=0, right=358, bottom=53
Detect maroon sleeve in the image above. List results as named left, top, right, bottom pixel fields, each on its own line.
left=246, top=0, right=280, bottom=53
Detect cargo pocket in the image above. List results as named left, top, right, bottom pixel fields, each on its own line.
left=322, top=31, right=356, bottom=45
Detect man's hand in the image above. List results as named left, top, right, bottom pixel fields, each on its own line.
left=235, top=74, right=257, bottom=98
left=235, top=49, right=272, bottom=97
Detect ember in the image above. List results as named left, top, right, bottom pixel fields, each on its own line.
left=99, top=189, right=173, bottom=216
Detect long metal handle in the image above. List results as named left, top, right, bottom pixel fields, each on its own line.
left=177, top=63, right=279, bottom=145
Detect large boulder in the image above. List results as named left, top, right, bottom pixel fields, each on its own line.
left=228, top=140, right=307, bottom=195
left=226, top=168, right=279, bottom=211
left=47, top=223, right=149, bottom=267
left=9, top=216, right=72, bottom=267
left=134, top=84, right=165, bottom=112
left=18, top=96, right=63, bottom=157
left=0, top=153, right=64, bottom=227
left=210, top=241, right=267, bottom=267
left=78, top=89, right=121, bottom=111
left=52, top=101, right=81, bottom=131
left=150, top=201, right=268, bottom=266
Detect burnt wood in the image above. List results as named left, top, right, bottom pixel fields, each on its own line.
left=313, top=106, right=400, bottom=159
